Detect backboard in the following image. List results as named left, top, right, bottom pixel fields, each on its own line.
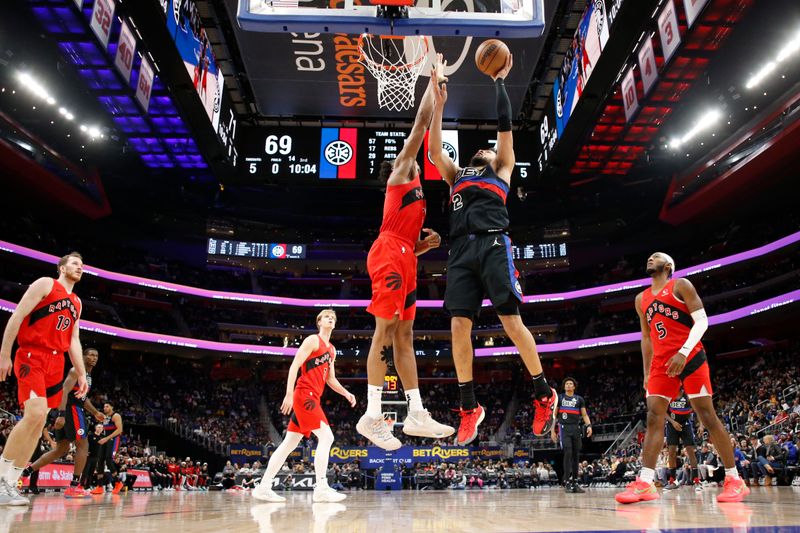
left=237, top=0, right=546, bottom=38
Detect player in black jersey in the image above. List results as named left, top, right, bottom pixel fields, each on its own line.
left=91, top=402, right=124, bottom=494
left=550, top=377, right=592, bottom=493
left=663, top=392, right=700, bottom=490
left=21, top=347, right=103, bottom=498
left=429, top=53, right=556, bottom=446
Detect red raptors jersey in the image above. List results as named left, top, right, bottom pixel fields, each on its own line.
left=640, top=279, right=703, bottom=361
left=379, top=175, right=426, bottom=245
left=296, top=335, right=335, bottom=397
left=18, top=279, right=81, bottom=352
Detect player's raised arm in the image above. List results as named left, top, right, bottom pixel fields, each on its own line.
left=390, top=55, right=446, bottom=184
left=491, top=53, right=515, bottom=183
left=428, top=75, right=459, bottom=186
left=280, top=335, right=319, bottom=415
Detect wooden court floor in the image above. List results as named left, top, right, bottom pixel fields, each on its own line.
left=1, top=487, right=799, bottom=532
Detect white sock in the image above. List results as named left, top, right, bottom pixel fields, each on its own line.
left=0, top=456, right=13, bottom=481
left=725, top=467, right=740, bottom=479
left=639, top=467, right=655, bottom=484
left=405, top=389, right=424, bottom=412
left=366, top=385, right=383, bottom=418
left=6, top=467, right=24, bottom=485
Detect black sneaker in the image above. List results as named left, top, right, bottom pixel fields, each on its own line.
left=572, top=482, right=585, bottom=493
left=664, top=482, right=680, bottom=490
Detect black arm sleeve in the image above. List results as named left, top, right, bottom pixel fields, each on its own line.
left=495, top=78, right=512, bottom=132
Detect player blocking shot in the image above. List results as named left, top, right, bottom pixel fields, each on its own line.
left=428, top=47, right=557, bottom=446
left=0, top=252, right=89, bottom=506
left=357, top=55, right=454, bottom=450
left=253, top=309, right=356, bottom=503
left=615, top=252, right=748, bottom=504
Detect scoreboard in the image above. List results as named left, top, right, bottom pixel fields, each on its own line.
left=208, top=239, right=306, bottom=259
left=238, top=127, right=534, bottom=183
left=511, top=242, right=568, bottom=261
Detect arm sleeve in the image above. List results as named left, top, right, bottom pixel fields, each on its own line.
left=678, top=308, right=708, bottom=357
left=495, top=79, right=512, bottom=132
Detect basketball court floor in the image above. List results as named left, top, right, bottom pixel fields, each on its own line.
left=1, top=487, right=799, bottom=532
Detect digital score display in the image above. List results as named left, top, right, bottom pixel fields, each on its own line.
left=238, top=127, right=534, bottom=183
left=511, top=242, right=568, bottom=261
left=207, top=239, right=306, bottom=259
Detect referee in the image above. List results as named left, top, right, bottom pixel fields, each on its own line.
left=550, top=377, right=592, bottom=493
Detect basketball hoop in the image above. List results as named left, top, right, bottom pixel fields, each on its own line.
left=359, top=33, right=429, bottom=112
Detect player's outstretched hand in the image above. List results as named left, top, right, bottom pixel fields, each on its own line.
left=491, top=52, right=513, bottom=81
left=345, top=392, right=356, bottom=408
left=280, top=393, right=293, bottom=415
left=75, top=373, right=89, bottom=398
left=430, top=53, right=448, bottom=84
left=421, top=228, right=441, bottom=251
left=665, top=352, right=687, bottom=377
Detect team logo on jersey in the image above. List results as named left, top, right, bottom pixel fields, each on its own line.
left=515, top=281, right=523, bottom=295
left=18, top=364, right=30, bottom=378
left=303, top=398, right=317, bottom=412
left=385, top=272, right=402, bottom=291
left=77, top=429, right=85, bottom=436
left=562, top=412, right=567, bottom=420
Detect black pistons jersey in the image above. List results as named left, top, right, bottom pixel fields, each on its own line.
left=449, top=165, right=510, bottom=238
left=668, top=395, right=693, bottom=423
left=557, top=394, right=585, bottom=426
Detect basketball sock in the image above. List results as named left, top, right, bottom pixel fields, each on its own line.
left=725, top=467, right=740, bottom=479
left=0, top=456, right=13, bottom=481
left=366, top=385, right=383, bottom=418
left=531, top=373, right=551, bottom=400
left=639, top=467, right=655, bottom=484
left=405, top=389, right=424, bottom=412
left=313, top=432, right=333, bottom=489
left=22, top=466, right=34, bottom=477
left=458, top=381, right=477, bottom=410
left=6, top=466, right=24, bottom=486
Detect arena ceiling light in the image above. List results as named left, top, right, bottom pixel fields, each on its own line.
left=745, top=26, right=800, bottom=89
left=668, top=109, right=722, bottom=149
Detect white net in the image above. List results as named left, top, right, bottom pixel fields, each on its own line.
left=359, top=34, right=429, bottom=112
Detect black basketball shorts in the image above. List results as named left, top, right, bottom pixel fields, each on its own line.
left=444, top=233, right=523, bottom=318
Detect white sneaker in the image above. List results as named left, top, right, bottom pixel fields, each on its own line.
left=0, top=480, right=30, bottom=506
left=313, top=485, right=346, bottom=503
left=252, top=481, right=286, bottom=503
left=402, top=410, right=455, bottom=439
left=356, top=414, right=401, bottom=451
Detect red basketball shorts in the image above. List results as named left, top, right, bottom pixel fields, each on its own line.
left=287, top=387, right=329, bottom=438
left=366, top=233, right=418, bottom=321
left=14, top=347, right=65, bottom=409
left=646, top=350, right=713, bottom=401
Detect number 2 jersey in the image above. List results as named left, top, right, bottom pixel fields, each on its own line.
left=17, top=279, right=81, bottom=352
left=640, top=279, right=703, bottom=364
left=449, top=165, right=510, bottom=238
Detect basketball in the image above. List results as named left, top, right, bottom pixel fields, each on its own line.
left=475, top=39, right=510, bottom=77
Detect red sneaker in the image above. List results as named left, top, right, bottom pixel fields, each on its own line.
left=90, top=486, right=104, bottom=495
left=717, top=476, right=750, bottom=503
left=456, top=405, right=485, bottom=446
left=532, top=387, right=558, bottom=436
left=64, top=486, right=91, bottom=498
left=615, top=478, right=660, bottom=504
left=112, top=482, right=123, bottom=495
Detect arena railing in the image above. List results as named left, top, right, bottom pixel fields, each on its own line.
left=0, top=230, right=798, bottom=308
